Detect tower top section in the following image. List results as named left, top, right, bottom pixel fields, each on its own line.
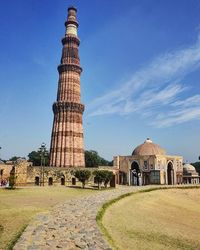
left=65, top=6, right=78, bottom=36
left=68, top=6, right=77, bottom=12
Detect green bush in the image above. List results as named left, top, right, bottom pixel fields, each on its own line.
left=9, top=175, right=16, bottom=189
left=104, top=171, right=114, bottom=188
left=74, top=169, right=91, bottom=188
left=93, top=170, right=114, bottom=189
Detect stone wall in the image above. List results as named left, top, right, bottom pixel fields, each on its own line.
left=26, top=166, right=74, bottom=186
left=0, top=164, right=13, bottom=182
left=1, top=160, right=117, bottom=187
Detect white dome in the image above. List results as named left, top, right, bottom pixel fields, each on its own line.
left=183, top=164, right=196, bottom=171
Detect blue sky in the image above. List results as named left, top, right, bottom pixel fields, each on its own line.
left=0, top=0, right=200, bottom=162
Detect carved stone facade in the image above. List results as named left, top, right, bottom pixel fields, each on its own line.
left=113, top=138, right=185, bottom=186
left=183, top=164, right=200, bottom=184
left=50, top=7, right=85, bottom=168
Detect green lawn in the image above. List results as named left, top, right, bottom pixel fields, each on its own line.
left=102, top=188, right=200, bottom=250
left=0, top=186, right=96, bottom=250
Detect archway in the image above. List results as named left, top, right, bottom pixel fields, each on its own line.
left=167, top=162, right=174, bottom=185
left=131, top=161, right=140, bottom=186
left=0, top=169, right=4, bottom=177
left=35, top=176, right=40, bottom=186
left=72, top=177, right=76, bottom=185
left=61, top=176, right=65, bottom=186
left=119, top=171, right=127, bottom=185
left=48, top=177, right=53, bottom=186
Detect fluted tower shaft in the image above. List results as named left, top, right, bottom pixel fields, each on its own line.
left=50, top=7, right=85, bottom=168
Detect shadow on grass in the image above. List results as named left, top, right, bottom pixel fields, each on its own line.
left=67, top=185, right=115, bottom=191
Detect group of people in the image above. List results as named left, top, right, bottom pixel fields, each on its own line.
left=0, top=179, right=8, bottom=187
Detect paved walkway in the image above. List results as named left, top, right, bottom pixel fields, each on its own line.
left=14, top=186, right=149, bottom=250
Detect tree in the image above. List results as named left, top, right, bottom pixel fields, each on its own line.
left=104, top=170, right=114, bottom=188
left=191, top=161, right=200, bottom=174
left=85, top=150, right=100, bottom=168
left=28, top=151, right=41, bottom=166
left=9, top=175, right=16, bottom=189
left=28, top=148, right=49, bottom=166
left=9, top=156, right=23, bottom=162
left=38, top=143, right=49, bottom=166
left=85, top=150, right=112, bottom=168
left=74, top=169, right=91, bottom=188
left=93, top=170, right=114, bottom=189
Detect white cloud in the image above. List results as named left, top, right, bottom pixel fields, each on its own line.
left=153, top=106, right=200, bottom=127
left=172, top=95, right=200, bottom=107
left=87, top=33, right=200, bottom=127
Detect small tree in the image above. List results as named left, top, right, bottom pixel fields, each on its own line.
left=85, top=150, right=113, bottom=168
left=28, top=148, right=49, bottom=166
left=104, top=171, right=114, bottom=188
left=85, top=150, right=100, bottom=168
left=9, top=175, right=16, bottom=189
left=74, top=169, right=91, bottom=188
left=93, top=170, right=107, bottom=189
left=9, top=156, right=22, bottom=162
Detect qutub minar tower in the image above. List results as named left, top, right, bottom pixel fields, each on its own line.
left=50, top=7, right=85, bottom=168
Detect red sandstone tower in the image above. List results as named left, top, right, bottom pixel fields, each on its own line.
left=50, top=7, right=85, bottom=168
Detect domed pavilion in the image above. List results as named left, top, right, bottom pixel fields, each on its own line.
left=183, top=164, right=200, bottom=184
left=113, top=138, right=183, bottom=186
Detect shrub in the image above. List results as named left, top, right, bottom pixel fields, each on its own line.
left=93, top=170, right=105, bottom=189
left=74, top=169, right=91, bottom=188
left=104, top=171, right=114, bottom=188
left=93, top=170, right=113, bottom=189
left=9, top=175, right=16, bottom=189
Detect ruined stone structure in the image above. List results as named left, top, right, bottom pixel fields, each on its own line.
left=50, top=7, right=85, bottom=168
left=0, top=160, right=76, bottom=186
left=0, top=160, right=117, bottom=187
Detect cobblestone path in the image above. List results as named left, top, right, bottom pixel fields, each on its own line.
left=14, top=186, right=149, bottom=250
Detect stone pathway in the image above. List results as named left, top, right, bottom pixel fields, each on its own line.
left=14, top=186, right=149, bottom=250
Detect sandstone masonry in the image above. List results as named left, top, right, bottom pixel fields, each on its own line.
left=49, top=7, right=85, bottom=168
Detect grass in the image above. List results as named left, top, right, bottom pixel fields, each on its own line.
left=0, top=186, right=96, bottom=250
left=98, top=186, right=200, bottom=250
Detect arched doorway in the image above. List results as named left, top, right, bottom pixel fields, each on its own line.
left=61, top=176, right=65, bottom=185
left=167, top=162, right=174, bottom=185
left=131, top=161, right=140, bottom=186
left=35, top=176, right=40, bottom=186
left=72, top=177, right=76, bottom=185
left=119, top=171, right=127, bottom=185
left=48, top=177, right=53, bottom=186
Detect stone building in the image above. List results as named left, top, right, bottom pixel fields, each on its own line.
left=0, top=160, right=76, bottom=186
left=183, top=164, right=200, bottom=184
left=50, top=6, right=85, bottom=168
left=0, top=160, right=117, bottom=187
left=113, top=138, right=184, bottom=186
left=0, top=162, right=13, bottom=183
